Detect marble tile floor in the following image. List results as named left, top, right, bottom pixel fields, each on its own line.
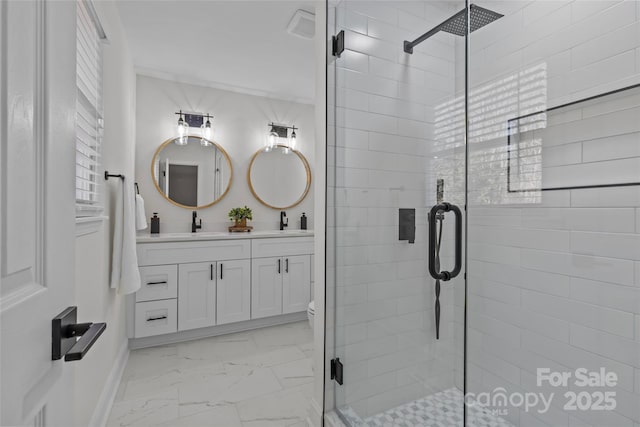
left=107, top=321, right=314, bottom=427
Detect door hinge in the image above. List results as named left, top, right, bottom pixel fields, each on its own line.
left=331, top=358, right=344, bottom=385
left=332, top=30, right=345, bottom=57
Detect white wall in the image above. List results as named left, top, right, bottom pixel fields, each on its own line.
left=73, top=2, right=136, bottom=426
left=135, top=75, right=315, bottom=233
left=463, top=1, right=640, bottom=426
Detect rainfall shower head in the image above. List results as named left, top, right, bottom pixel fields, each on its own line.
left=404, top=4, right=503, bottom=53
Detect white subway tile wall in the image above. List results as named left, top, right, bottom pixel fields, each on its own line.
left=466, top=1, right=640, bottom=427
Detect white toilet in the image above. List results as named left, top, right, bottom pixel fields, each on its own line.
left=307, top=300, right=315, bottom=330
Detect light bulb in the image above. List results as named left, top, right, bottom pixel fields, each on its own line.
left=177, top=116, right=186, bottom=137
left=289, top=130, right=297, bottom=151
left=202, top=118, right=212, bottom=140
left=268, top=129, right=278, bottom=148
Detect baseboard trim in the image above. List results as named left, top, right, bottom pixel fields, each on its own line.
left=89, top=340, right=129, bottom=427
left=129, top=312, right=307, bottom=350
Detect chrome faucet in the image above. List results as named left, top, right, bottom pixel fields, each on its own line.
left=280, top=211, right=288, bottom=231
left=192, top=211, right=202, bottom=233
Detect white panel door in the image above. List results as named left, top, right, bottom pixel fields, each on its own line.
left=251, top=257, right=283, bottom=319
left=282, top=255, right=311, bottom=314
left=0, top=1, right=77, bottom=425
left=178, top=262, right=217, bottom=331
left=216, top=259, right=251, bottom=325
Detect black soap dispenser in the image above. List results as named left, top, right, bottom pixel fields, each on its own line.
left=150, top=213, right=160, bottom=234
left=300, top=213, right=307, bottom=230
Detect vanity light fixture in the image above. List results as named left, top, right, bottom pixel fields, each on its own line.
left=265, top=123, right=298, bottom=153
left=174, top=111, right=215, bottom=146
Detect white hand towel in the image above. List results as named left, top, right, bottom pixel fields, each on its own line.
left=111, top=179, right=142, bottom=295
left=135, top=193, right=148, bottom=230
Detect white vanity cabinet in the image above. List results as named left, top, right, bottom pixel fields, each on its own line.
left=216, top=259, right=251, bottom=325
left=133, top=233, right=313, bottom=343
left=282, top=255, right=311, bottom=314
left=137, top=265, right=178, bottom=302
left=134, top=265, right=179, bottom=337
left=251, top=257, right=283, bottom=318
left=251, top=237, right=313, bottom=319
left=178, top=262, right=217, bottom=331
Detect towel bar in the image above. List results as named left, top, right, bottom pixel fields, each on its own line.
left=104, top=171, right=125, bottom=180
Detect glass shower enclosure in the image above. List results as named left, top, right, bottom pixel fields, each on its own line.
left=326, top=1, right=640, bottom=426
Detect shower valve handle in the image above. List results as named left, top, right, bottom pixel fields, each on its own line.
left=428, top=202, right=462, bottom=281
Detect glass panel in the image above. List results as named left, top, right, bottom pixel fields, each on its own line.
left=328, top=1, right=467, bottom=424
left=466, top=1, right=640, bottom=426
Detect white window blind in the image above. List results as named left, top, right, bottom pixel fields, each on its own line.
left=76, top=0, right=104, bottom=215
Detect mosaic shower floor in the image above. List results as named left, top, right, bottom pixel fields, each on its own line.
left=338, top=387, right=513, bottom=427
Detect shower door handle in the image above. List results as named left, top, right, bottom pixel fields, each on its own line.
left=428, top=202, right=462, bottom=281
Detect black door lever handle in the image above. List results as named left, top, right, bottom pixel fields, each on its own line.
left=64, top=322, right=107, bottom=361
left=52, top=306, right=107, bottom=362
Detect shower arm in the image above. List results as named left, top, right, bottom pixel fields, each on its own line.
left=404, top=7, right=468, bottom=54
left=403, top=26, right=443, bottom=54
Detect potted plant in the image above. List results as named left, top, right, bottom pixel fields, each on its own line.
left=228, top=206, right=253, bottom=228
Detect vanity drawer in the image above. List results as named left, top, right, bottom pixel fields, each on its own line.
left=252, top=237, right=314, bottom=258
left=137, top=239, right=251, bottom=266
left=137, top=265, right=178, bottom=302
left=134, top=299, right=177, bottom=338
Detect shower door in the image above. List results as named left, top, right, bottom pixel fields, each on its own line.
left=328, top=1, right=468, bottom=425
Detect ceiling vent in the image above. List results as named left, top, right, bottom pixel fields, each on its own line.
left=287, top=9, right=315, bottom=39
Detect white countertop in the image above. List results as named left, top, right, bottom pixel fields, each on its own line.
left=136, top=229, right=314, bottom=243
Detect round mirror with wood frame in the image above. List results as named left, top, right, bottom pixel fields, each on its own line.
left=247, top=145, right=311, bottom=210
left=151, top=136, right=233, bottom=209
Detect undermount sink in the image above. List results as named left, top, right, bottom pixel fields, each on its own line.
left=251, top=229, right=314, bottom=235
left=159, top=232, right=226, bottom=237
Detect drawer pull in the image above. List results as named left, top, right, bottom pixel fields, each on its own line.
left=147, top=315, right=168, bottom=322
left=146, top=281, right=167, bottom=285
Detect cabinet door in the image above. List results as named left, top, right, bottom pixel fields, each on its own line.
left=251, top=257, right=283, bottom=319
left=217, top=259, right=251, bottom=325
left=282, top=255, right=311, bottom=314
left=178, top=262, right=217, bottom=331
